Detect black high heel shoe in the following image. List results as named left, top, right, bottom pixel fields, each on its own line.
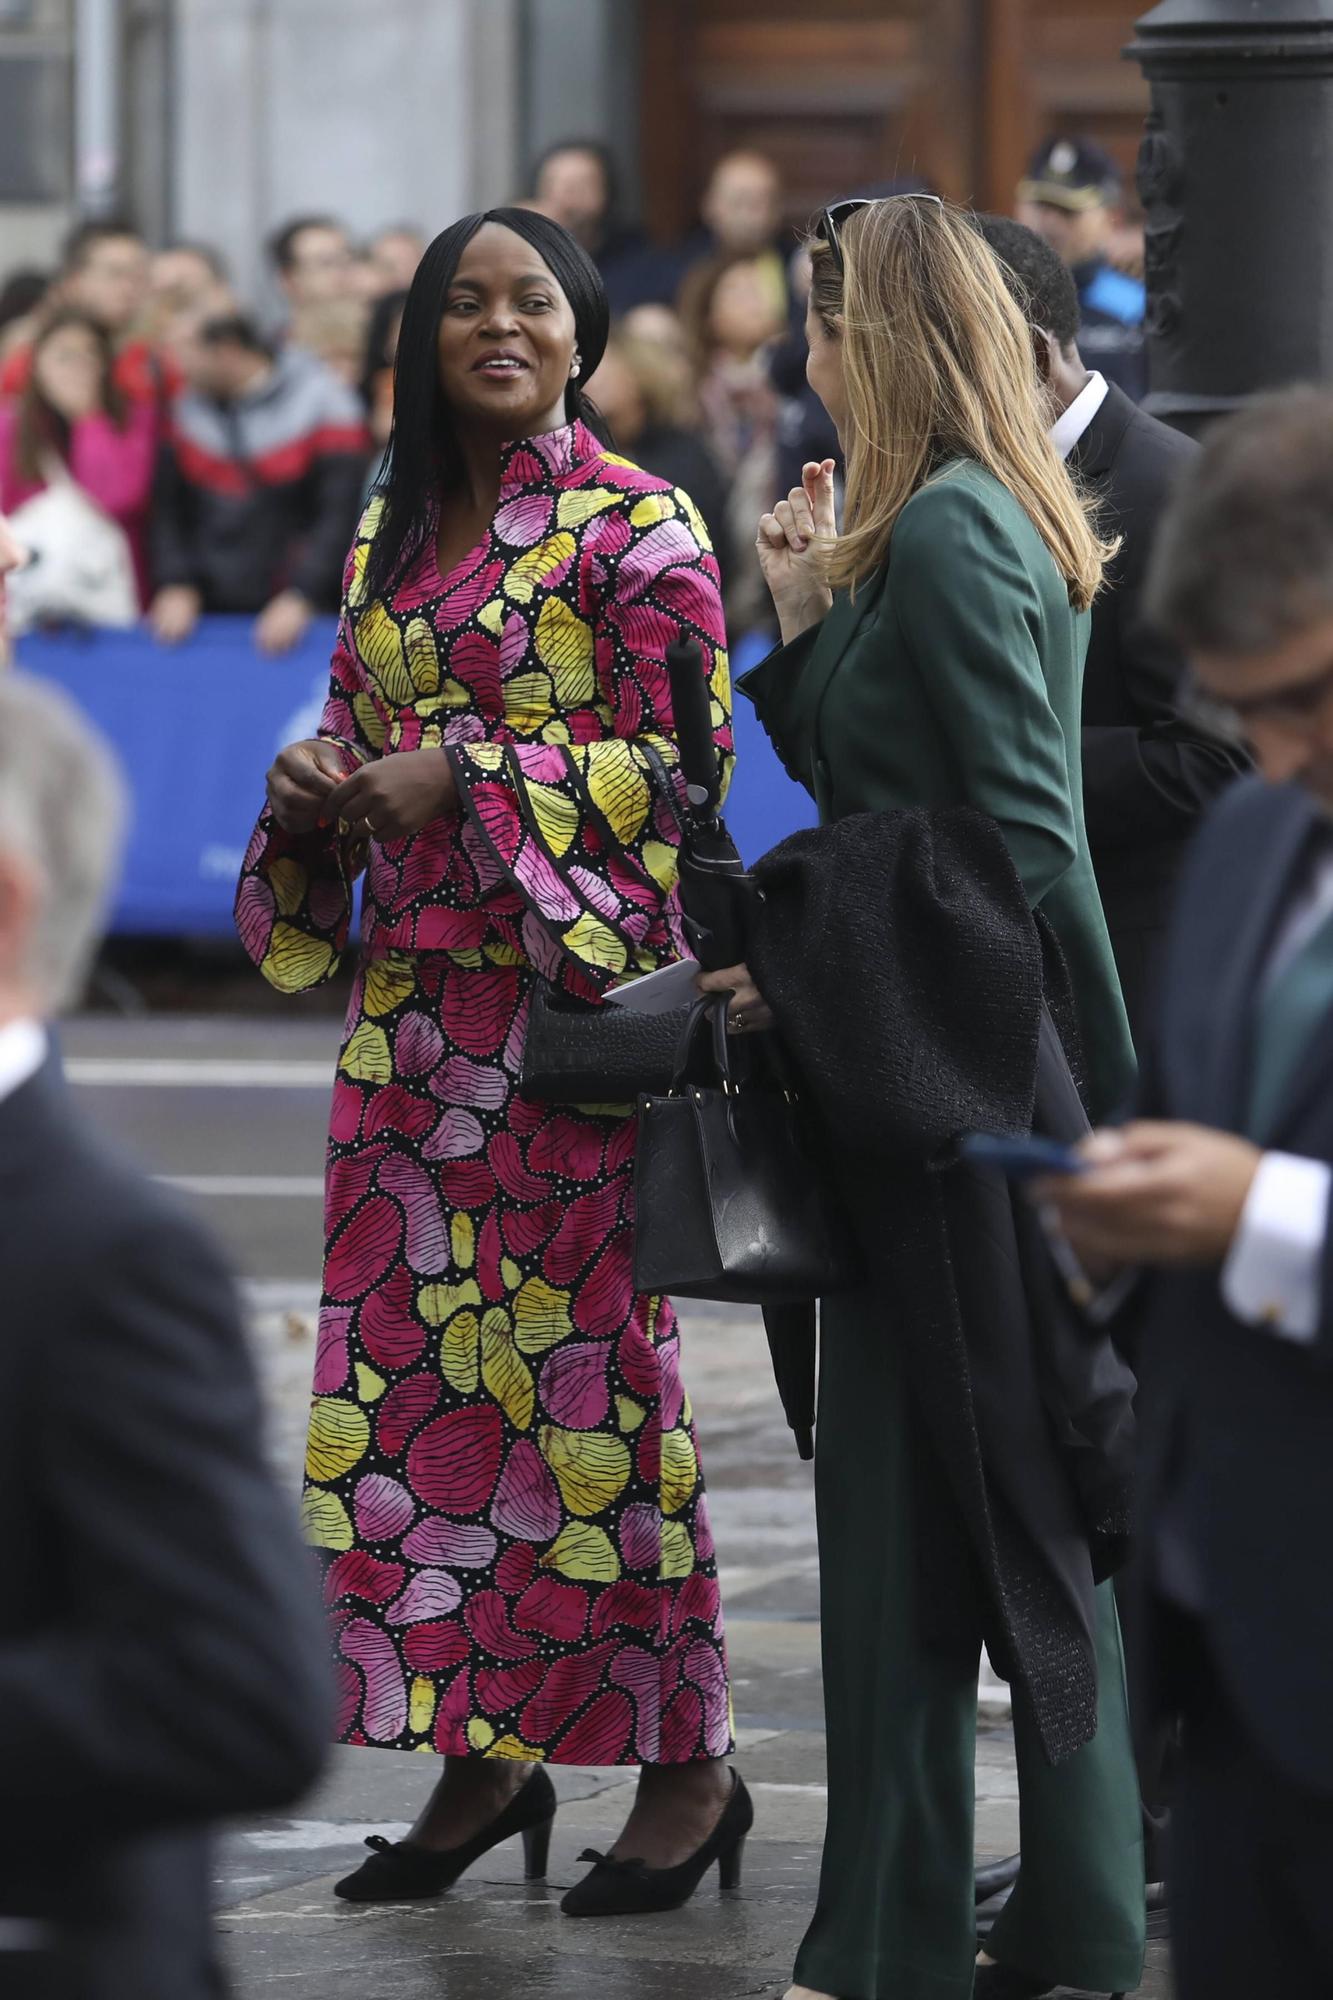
left=333, top=1764, right=556, bottom=1902
left=560, top=1770, right=753, bottom=1918
left=973, top=1964, right=1124, bottom=2000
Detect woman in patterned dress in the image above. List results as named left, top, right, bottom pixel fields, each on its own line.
left=235, top=211, right=747, bottom=1914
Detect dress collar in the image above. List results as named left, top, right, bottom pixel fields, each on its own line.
left=496, top=419, right=603, bottom=496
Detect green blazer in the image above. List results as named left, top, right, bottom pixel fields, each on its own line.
left=740, top=458, right=1135, bottom=1119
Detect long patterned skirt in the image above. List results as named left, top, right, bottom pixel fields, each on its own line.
left=302, top=950, right=732, bottom=1765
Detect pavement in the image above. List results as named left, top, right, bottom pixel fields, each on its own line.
left=62, top=1010, right=1175, bottom=1999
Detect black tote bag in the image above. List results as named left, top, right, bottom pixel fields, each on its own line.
left=632, top=998, right=860, bottom=1305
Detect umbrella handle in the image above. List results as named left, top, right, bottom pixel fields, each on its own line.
left=666, top=636, right=722, bottom=811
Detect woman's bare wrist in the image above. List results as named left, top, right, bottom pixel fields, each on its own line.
left=776, top=593, right=833, bottom=648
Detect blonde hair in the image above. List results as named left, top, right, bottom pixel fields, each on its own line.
left=811, top=199, right=1114, bottom=610
left=602, top=329, right=698, bottom=430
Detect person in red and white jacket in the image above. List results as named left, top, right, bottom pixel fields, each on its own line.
left=149, top=312, right=369, bottom=656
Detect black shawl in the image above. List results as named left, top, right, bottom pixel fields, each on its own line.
left=747, top=806, right=1136, bottom=1766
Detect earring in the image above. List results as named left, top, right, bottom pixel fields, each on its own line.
left=570, top=348, right=583, bottom=379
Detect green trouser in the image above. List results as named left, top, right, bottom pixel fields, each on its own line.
left=793, top=1292, right=1147, bottom=2000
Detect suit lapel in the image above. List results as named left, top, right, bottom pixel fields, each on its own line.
left=1069, top=381, right=1135, bottom=481
left=801, top=564, right=888, bottom=745
left=1205, top=788, right=1317, bottom=1131
left=739, top=567, right=887, bottom=798
left=792, top=572, right=876, bottom=744
left=0, top=1056, right=67, bottom=1180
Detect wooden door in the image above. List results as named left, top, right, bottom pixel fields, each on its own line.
left=982, top=0, right=1151, bottom=214
left=638, top=0, right=977, bottom=243
left=638, top=0, right=1151, bottom=240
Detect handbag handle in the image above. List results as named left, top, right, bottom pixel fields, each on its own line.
left=667, top=989, right=802, bottom=1103
left=668, top=993, right=734, bottom=1094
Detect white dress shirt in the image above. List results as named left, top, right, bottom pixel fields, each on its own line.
left=0, top=1016, right=46, bottom=1106
left=1050, top=372, right=1110, bottom=462
left=1220, top=843, right=1333, bottom=1343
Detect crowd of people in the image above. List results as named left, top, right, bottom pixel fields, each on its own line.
left=0, top=135, right=1145, bottom=651
left=19, top=132, right=1331, bottom=2000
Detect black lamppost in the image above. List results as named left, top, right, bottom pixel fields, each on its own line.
left=1127, top=0, right=1333, bottom=435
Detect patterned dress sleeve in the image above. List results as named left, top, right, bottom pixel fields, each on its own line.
left=234, top=508, right=391, bottom=993
left=445, top=489, right=733, bottom=991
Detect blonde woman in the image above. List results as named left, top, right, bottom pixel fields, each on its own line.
left=702, top=199, right=1145, bottom=1999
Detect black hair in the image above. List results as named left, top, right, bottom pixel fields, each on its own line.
left=364, top=207, right=611, bottom=607
left=197, top=312, right=273, bottom=359
left=61, top=216, right=143, bottom=273
left=973, top=214, right=1081, bottom=351
left=359, top=286, right=409, bottom=410
left=0, top=267, right=50, bottom=333
left=530, top=138, right=618, bottom=215
left=268, top=214, right=344, bottom=274
left=1148, top=387, right=1333, bottom=655
left=163, top=238, right=230, bottom=282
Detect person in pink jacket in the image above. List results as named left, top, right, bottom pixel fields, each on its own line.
left=0, top=308, right=156, bottom=606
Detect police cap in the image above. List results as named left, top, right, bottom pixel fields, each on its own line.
left=1018, top=136, right=1122, bottom=213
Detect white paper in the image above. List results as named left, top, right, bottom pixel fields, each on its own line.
left=604, top=957, right=701, bottom=1016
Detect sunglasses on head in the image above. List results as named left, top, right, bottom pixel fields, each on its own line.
left=816, top=192, right=945, bottom=277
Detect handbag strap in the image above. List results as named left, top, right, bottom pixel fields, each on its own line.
left=639, top=737, right=690, bottom=844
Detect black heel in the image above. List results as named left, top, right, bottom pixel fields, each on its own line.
left=334, top=1765, right=557, bottom=1903
left=522, top=1814, right=553, bottom=1881
left=561, top=1771, right=754, bottom=1918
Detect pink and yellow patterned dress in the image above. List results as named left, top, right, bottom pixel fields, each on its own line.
left=236, top=420, right=734, bottom=1766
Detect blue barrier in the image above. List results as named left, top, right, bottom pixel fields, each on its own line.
left=19, top=619, right=816, bottom=938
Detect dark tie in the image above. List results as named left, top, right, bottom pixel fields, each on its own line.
left=1245, top=894, right=1333, bottom=1141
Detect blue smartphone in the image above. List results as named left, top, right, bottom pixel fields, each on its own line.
left=958, top=1132, right=1085, bottom=1180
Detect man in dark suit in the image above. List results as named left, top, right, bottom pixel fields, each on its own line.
left=1041, top=387, right=1333, bottom=2000
left=0, top=672, right=331, bottom=1999
left=980, top=216, right=1250, bottom=1048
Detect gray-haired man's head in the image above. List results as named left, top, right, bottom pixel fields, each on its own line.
left=0, top=674, right=126, bottom=1016
left=1147, top=388, right=1333, bottom=810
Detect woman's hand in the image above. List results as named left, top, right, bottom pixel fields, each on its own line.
left=254, top=588, right=314, bottom=657
left=324, top=748, right=459, bottom=843
left=149, top=584, right=202, bottom=646
left=266, top=739, right=347, bottom=834
left=757, top=459, right=837, bottom=647
left=696, top=963, right=776, bottom=1035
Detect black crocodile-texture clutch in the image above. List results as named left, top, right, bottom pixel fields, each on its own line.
left=519, top=982, right=692, bottom=1104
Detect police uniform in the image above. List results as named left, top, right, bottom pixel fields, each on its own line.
left=1020, top=136, right=1147, bottom=403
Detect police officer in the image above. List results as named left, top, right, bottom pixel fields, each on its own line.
left=1017, top=136, right=1146, bottom=403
